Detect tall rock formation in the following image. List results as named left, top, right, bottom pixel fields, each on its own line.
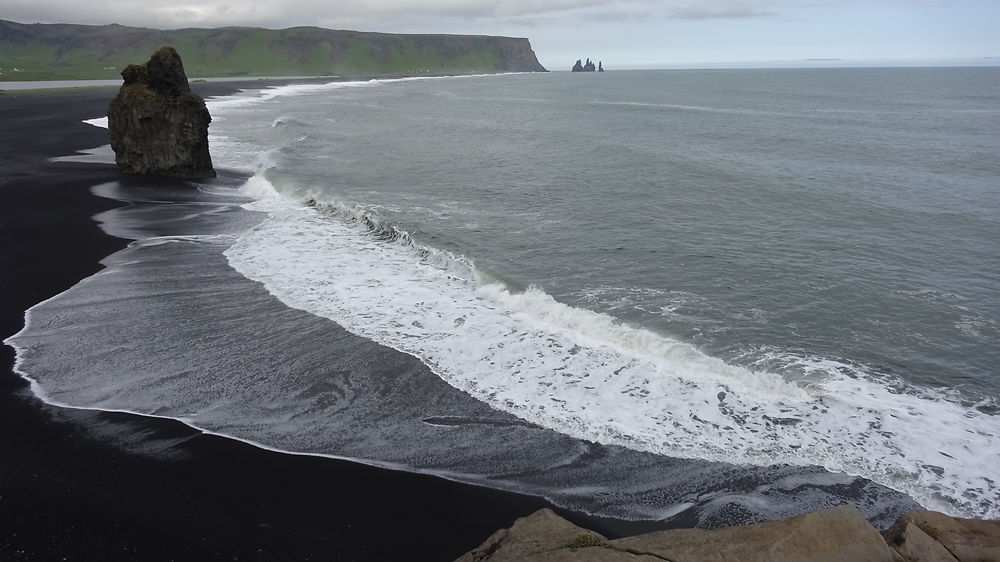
left=108, top=46, right=215, bottom=179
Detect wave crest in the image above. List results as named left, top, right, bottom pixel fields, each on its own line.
left=224, top=171, right=1000, bottom=519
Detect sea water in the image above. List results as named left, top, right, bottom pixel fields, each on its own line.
left=8, top=68, right=1000, bottom=525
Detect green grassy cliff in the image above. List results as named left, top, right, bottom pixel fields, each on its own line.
left=0, top=20, right=547, bottom=81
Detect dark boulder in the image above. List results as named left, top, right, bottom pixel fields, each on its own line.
left=108, top=46, right=215, bottom=179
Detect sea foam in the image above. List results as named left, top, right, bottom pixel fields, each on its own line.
left=224, top=169, right=999, bottom=519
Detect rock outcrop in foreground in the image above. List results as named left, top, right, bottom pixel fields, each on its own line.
left=458, top=506, right=1000, bottom=561
left=108, top=46, right=215, bottom=179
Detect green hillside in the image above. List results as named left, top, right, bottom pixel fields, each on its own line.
left=0, top=20, right=547, bottom=81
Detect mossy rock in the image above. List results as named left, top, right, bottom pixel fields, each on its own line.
left=563, top=534, right=607, bottom=549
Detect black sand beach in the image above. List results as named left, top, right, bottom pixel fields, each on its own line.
left=0, top=82, right=659, bottom=561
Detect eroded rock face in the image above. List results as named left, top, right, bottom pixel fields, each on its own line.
left=108, top=46, right=215, bottom=179
left=884, top=511, right=1000, bottom=562
left=495, top=37, right=548, bottom=72
left=459, top=507, right=1000, bottom=562
left=456, top=509, right=606, bottom=562
left=612, top=505, right=893, bottom=562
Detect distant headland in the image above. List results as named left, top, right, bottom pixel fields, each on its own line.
left=571, top=58, right=604, bottom=72
left=0, top=19, right=547, bottom=81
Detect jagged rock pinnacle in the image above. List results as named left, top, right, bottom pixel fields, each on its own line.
left=108, top=46, right=215, bottom=179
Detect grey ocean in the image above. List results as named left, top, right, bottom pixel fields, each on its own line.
left=9, top=68, right=1000, bottom=525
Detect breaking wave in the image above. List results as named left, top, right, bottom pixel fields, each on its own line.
left=224, top=167, right=999, bottom=519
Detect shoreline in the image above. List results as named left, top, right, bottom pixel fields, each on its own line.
left=0, top=71, right=531, bottom=93
left=0, top=81, right=647, bottom=560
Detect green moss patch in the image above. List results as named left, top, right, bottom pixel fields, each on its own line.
left=562, top=534, right=607, bottom=549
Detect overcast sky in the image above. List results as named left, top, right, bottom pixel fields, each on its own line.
left=3, top=0, right=998, bottom=69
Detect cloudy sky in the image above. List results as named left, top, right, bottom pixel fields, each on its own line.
left=3, top=0, right=998, bottom=69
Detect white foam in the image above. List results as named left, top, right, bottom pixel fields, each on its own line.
left=591, top=101, right=775, bottom=116
left=224, top=174, right=1000, bottom=519
left=83, top=117, right=108, bottom=129
left=51, top=144, right=114, bottom=164
left=204, top=74, right=481, bottom=117
left=206, top=82, right=365, bottom=112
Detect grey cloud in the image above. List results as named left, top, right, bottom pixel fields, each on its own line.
left=0, top=0, right=891, bottom=30
left=668, top=2, right=776, bottom=19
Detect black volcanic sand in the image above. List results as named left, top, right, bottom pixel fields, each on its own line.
left=0, top=81, right=665, bottom=560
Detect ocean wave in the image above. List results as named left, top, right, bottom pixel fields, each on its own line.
left=590, top=100, right=775, bottom=116
left=223, top=169, right=1000, bottom=519
left=4, top=200, right=915, bottom=525
left=205, top=74, right=487, bottom=118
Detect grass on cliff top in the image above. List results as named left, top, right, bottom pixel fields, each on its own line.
left=0, top=23, right=517, bottom=81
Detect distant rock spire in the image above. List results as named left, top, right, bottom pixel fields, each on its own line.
left=571, top=58, right=600, bottom=72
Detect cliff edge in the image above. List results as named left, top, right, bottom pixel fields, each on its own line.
left=495, top=37, right=547, bottom=72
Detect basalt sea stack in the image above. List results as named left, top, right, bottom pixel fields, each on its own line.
left=108, top=46, right=215, bottom=179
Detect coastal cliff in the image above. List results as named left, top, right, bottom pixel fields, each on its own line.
left=0, top=19, right=547, bottom=81
left=107, top=47, right=215, bottom=179
left=496, top=37, right=548, bottom=73
left=458, top=507, right=1000, bottom=561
